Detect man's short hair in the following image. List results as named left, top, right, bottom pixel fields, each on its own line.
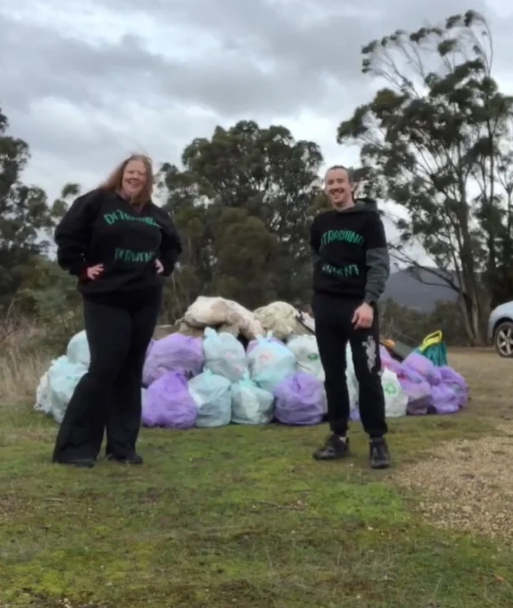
left=325, top=165, right=354, bottom=183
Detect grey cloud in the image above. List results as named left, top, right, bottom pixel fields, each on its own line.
left=92, top=0, right=498, bottom=79
left=2, top=0, right=505, bottom=126
left=1, top=0, right=512, bottom=200
left=0, top=11, right=347, bottom=120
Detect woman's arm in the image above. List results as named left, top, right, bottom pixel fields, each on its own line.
left=55, top=189, right=101, bottom=276
left=157, top=209, right=182, bottom=276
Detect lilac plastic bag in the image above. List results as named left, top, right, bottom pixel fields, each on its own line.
left=386, top=358, right=403, bottom=374
left=350, top=408, right=360, bottom=421
left=430, top=383, right=459, bottom=414
left=142, top=371, right=197, bottom=429
left=143, top=334, right=203, bottom=386
left=380, top=345, right=393, bottom=367
left=273, top=371, right=325, bottom=426
left=146, top=339, right=155, bottom=358
left=396, top=365, right=433, bottom=415
left=403, top=352, right=442, bottom=386
left=439, top=366, right=468, bottom=408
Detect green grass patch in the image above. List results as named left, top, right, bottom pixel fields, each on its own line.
left=1, top=405, right=511, bottom=607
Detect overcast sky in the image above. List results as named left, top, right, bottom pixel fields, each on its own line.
left=1, top=0, right=512, bottom=222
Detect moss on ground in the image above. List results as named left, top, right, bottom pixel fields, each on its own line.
left=1, top=399, right=512, bottom=608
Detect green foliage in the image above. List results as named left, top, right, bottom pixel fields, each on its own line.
left=337, top=11, right=513, bottom=344
left=4, top=15, right=512, bottom=344
left=159, top=120, right=323, bottom=317
left=16, top=256, right=82, bottom=352
left=0, top=106, right=56, bottom=306
left=380, top=298, right=469, bottom=346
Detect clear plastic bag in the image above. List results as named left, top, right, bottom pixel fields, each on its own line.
left=231, top=372, right=274, bottom=425
left=188, top=369, right=232, bottom=427
left=203, top=328, right=248, bottom=381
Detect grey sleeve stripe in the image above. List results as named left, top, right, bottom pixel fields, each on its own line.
left=365, top=247, right=390, bottom=301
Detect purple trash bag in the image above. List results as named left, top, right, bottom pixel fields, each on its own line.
left=143, top=333, right=203, bottom=386
left=380, top=345, right=393, bottom=367
left=403, top=352, right=442, bottom=386
left=385, top=357, right=403, bottom=375
left=396, top=364, right=433, bottom=415
left=273, top=371, right=325, bottom=426
left=146, top=339, right=155, bottom=358
left=439, top=366, right=468, bottom=408
left=142, top=371, right=197, bottom=429
left=430, top=383, right=459, bottom=414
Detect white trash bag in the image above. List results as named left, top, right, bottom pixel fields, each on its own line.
left=66, top=330, right=90, bottom=367
left=287, top=335, right=324, bottom=381
left=188, top=369, right=232, bottom=427
left=34, top=371, right=51, bottom=413
left=382, top=368, right=408, bottom=418
left=43, top=356, right=87, bottom=423
left=203, top=328, right=248, bottom=381
left=231, top=372, right=274, bottom=425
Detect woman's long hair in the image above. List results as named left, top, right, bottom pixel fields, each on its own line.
left=99, top=154, right=154, bottom=207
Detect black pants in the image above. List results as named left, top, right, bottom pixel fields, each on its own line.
left=53, top=295, right=161, bottom=463
left=313, top=294, right=388, bottom=438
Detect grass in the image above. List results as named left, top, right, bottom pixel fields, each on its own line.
left=1, top=348, right=513, bottom=607
left=0, top=324, right=52, bottom=406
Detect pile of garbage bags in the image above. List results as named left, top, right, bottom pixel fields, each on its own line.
left=34, top=296, right=468, bottom=429
left=379, top=349, right=468, bottom=416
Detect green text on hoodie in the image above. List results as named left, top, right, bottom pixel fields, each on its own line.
left=310, top=198, right=390, bottom=302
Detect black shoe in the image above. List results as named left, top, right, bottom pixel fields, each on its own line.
left=313, top=434, right=350, bottom=461
left=369, top=438, right=391, bottom=469
left=106, top=453, right=143, bottom=465
left=55, top=458, right=95, bottom=469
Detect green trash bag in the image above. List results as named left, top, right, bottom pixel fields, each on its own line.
left=414, top=331, right=448, bottom=367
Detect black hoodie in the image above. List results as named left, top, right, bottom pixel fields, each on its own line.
left=310, top=198, right=390, bottom=303
left=55, top=188, right=182, bottom=304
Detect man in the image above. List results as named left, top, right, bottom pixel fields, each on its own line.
left=310, top=165, right=391, bottom=469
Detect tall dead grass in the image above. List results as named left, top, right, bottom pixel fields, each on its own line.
left=0, top=322, right=53, bottom=405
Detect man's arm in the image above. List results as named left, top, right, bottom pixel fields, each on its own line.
left=364, top=213, right=390, bottom=303
left=310, top=216, right=321, bottom=265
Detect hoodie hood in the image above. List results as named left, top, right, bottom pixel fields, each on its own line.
left=333, top=197, right=379, bottom=213
left=355, top=197, right=378, bottom=209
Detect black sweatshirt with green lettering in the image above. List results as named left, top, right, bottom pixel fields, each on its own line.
left=55, top=188, right=182, bottom=302
left=310, top=198, right=390, bottom=302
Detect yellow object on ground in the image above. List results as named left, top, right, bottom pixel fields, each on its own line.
left=418, top=331, right=443, bottom=352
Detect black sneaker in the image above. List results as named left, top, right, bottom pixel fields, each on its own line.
left=369, top=438, right=391, bottom=469
left=106, top=453, right=143, bottom=465
left=313, top=434, right=350, bottom=461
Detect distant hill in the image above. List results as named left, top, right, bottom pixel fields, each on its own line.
left=384, top=268, right=458, bottom=311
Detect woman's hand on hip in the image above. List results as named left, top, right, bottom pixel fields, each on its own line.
left=155, top=259, right=164, bottom=274
left=86, top=264, right=104, bottom=280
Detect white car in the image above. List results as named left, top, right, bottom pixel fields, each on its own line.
left=488, top=302, right=513, bottom=357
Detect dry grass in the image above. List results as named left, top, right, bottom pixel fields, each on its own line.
left=449, top=349, right=513, bottom=420
left=392, top=349, right=513, bottom=538
left=0, top=323, right=52, bottom=405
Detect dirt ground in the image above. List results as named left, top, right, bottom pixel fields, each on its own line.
left=392, top=349, right=513, bottom=539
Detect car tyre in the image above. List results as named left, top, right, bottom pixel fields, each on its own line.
left=494, top=321, right=513, bottom=358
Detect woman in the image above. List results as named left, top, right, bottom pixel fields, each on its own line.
left=53, top=154, right=182, bottom=468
